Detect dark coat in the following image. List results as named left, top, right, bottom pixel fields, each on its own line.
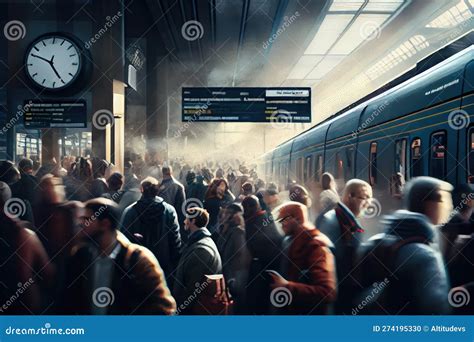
left=59, top=233, right=176, bottom=315
left=244, top=211, right=283, bottom=314
left=357, top=210, right=450, bottom=315
left=11, top=173, right=38, bottom=204
left=173, top=228, right=222, bottom=314
left=159, top=177, right=186, bottom=238
left=214, top=223, right=250, bottom=306
left=318, top=202, right=363, bottom=314
left=120, top=196, right=182, bottom=282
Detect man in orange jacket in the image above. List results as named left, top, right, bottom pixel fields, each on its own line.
left=268, top=201, right=337, bottom=314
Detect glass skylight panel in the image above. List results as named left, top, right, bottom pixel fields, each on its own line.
left=287, top=55, right=324, bottom=79
left=364, top=0, right=404, bottom=12
left=329, top=0, right=364, bottom=12
left=306, top=55, right=346, bottom=79
left=304, top=14, right=354, bottom=55
left=330, top=13, right=390, bottom=54
left=426, top=0, right=472, bottom=28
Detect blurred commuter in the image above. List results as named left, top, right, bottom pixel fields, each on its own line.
left=0, top=181, right=54, bottom=314
left=64, top=157, right=93, bottom=201
left=357, top=176, right=452, bottom=314
left=315, top=172, right=340, bottom=227
left=120, top=177, right=181, bottom=284
left=204, top=178, right=235, bottom=234
left=0, top=160, right=34, bottom=223
left=289, top=184, right=312, bottom=208
left=90, top=158, right=109, bottom=198
left=12, top=158, right=39, bottom=204
left=158, top=166, right=186, bottom=240
left=318, top=179, right=372, bottom=314
left=173, top=207, right=222, bottom=314
left=440, top=183, right=474, bottom=261
left=185, top=171, right=207, bottom=203
left=236, top=182, right=254, bottom=202
left=242, top=195, right=283, bottom=314
left=263, top=182, right=280, bottom=212
left=102, top=172, right=124, bottom=203
left=270, top=202, right=336, bottom=314
left=214, top=203, right=250, bottom=312
left=61, top=198, right=176, bottom=315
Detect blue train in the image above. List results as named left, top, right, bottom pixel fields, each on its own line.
left=261, top=33, right=474, bottom=215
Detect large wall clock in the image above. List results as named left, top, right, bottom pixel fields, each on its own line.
left=25, top=33, right=89, bottom=91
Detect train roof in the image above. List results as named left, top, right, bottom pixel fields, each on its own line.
left=270, top=32, right=474, bottom=155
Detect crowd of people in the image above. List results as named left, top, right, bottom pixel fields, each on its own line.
left=0, top=155, right=473, bottom=315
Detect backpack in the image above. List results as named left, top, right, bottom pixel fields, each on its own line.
left=353, top=234, right=429, bottom=314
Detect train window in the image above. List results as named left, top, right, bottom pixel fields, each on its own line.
left=411, top=138, right=423, bottom=178
left=304, top=156, right=312, bottom=183
left=394, top=139, right=407, bottom=179
left=316, top=155, right=323, bottom=181
left=430, top=131, right=447, bottom=180
left=468, top=129, right=474, bottom=184
left=345, top=147, right=354, bottom=180
left=296, top=157, right=304, bottom=183
left=335, top=152, right=344, bottom=179
left=369, top=142, right=378, bottom=186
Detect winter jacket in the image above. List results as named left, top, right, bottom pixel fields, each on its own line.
left=159, top=177, right=186, bottom=238
left=173, top=228, right=222, bottom=314
left=214, top=223, right=250, bottom=306
left=318, top=202, right=363, bottom=314
left=120, top=196, right=182, bottom=282
left=281, top=228, right=337, bottom=314
left=59, top=232, right=176, bottom=315
left=357, top=210, right=451, bottom=315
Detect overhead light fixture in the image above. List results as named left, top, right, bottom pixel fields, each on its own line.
left=426, top=0, right=472, bottom=28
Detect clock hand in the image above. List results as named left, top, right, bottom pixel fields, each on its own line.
left=31, top=53, right=52, bottom=63
left=49, top=61, right=62, bottom=80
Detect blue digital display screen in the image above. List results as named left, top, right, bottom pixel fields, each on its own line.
left=24, top=99, right=87, bottom=128
left=182, top=87, right=311, bottom=123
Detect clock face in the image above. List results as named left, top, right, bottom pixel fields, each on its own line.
left=25, top=35, right=82, bottom=90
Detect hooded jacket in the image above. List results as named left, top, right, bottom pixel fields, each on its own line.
left=120, top=196, right=182, bottom=281
left=358, top=210, right=450, bottom=315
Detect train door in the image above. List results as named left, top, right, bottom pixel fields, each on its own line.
left=457, top=61, right=474, bottom=185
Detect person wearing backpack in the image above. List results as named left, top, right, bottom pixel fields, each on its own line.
left=120, top=177, right=182, bottom=286
left=356, top=176, right=453, bottom=315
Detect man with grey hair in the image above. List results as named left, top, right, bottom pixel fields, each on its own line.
left=318, top=178, right=373, bottom=314
left=357, top=176, right=453, bottom=314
